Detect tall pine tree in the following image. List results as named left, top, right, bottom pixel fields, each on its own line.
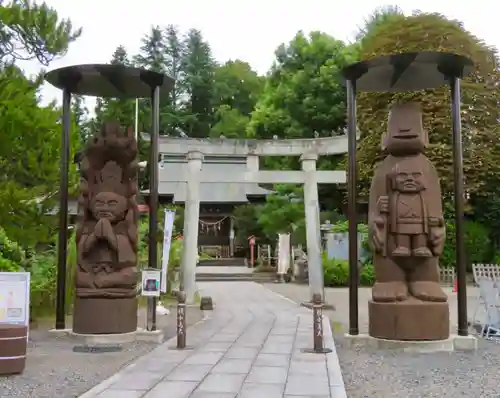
left=93, top=45, right=135, bottom=128
left=180, top=29, right=216, bottom=137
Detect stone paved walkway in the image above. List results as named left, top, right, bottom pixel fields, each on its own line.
left=80, top=282, right=347, bottom=398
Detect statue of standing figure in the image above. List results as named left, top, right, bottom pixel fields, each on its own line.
left=73, top=121, right=139, bottom=335
left=367, top=102, right=449, bottom=341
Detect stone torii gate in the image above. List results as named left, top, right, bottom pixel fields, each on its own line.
left=158, top=136, right=350, bottom=303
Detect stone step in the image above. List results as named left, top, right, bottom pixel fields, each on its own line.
left=196, top=272, right=275, bottom=282
left=198, top=258, right=247, bottom=267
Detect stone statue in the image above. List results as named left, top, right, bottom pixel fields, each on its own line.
left=367, top=102, right=449, bottom=340
left=73, top=121, right=139, bottom=335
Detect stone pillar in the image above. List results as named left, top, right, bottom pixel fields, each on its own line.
left=181, top=151, right=203, bottom=303
left=229, top=216, right=235, bottom=257
left=301, top=153, right=324, bottom=301
left=246, top=154, right=259, bottom=172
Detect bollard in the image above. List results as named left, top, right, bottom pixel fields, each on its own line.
left=176, top=291, right=187, bottom=349
left=303, top=293, right=332, bottom=354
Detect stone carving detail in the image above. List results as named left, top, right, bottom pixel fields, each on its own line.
left=75, top=121, right=139, bottom=299
left=367, top=102, right=449, bottom=340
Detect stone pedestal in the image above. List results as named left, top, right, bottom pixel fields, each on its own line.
left=368, top=298, right=449, bottom=340
left=73, top=297, right=138, bottom=334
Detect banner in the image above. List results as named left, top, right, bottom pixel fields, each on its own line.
left=0, top=272, right=30, bottom=326
left=161, top=209, right=175, bottom=292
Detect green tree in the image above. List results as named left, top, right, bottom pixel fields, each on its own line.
left=354, top=13, right=500, bottom=205
left=95, top=45, right=136, bottom=128
left=247, top=31, right=358, bottom=140
left=0, top=0, right=81, bottom=65
left=258, top=185, right=305, bottom=242
left=210, top=60, right=264, bottom=138
left=134, top=26, right=166, bottom=72
left=71, top=94, right=90, bottom=144
left=180, top=29, right=216, bottom=137
left=0, top=65, right=80, bottom=247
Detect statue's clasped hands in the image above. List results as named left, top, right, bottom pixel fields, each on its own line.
left=94, top=218, right=113, bottom=240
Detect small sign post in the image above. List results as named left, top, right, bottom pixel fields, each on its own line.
left=176, top=291, right=187, bottom=349
left=141, top=269, right=161, bottom=331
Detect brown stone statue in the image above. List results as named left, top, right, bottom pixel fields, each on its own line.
left=367, top=102, right=449, bottom=341
left=73, top=121, right=139, bottom=335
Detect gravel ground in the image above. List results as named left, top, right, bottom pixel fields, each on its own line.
left=264, top=283, right=500, bottom=398
left=0, top=305, right=203, bottom=398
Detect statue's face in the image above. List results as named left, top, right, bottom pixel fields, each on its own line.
left=91, top=192, right=127, bottom=221
left=383, top=103, right=427, bottom=155
left=394, top=171, right=424, bottom=193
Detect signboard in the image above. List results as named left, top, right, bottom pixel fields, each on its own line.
left=161, top=209, right=175, bottom=293
left=141, top=269, right=161, bottom=297
left=248, top=235, right=256, bottom=246
left=0, top=272, right=30, bottom=326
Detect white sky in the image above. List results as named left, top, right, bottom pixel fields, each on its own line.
left=17, top=0, right=500, bottom=110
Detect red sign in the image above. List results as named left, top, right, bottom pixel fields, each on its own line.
left=249, top=236, right=256, bottom=246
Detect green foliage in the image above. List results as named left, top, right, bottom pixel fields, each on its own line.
left=258, top=184, right=305, bottom=240
left=440, top=220, right=491, bottom=271
left=232, top=204, right=264, bottom=244
left=355, top=13, right=500, bottom=202
left=322, top=253, right=375, bottom=287
left=0, top=0, right=81, bottom=65
left=247, top=31, right=358, bottom=139
left=0, top=65, right=79, bottom=248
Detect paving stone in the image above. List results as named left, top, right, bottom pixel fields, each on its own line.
left=97, top=391, right=146, bottom=398
left=285, top=374, right=330, bottom=396
left=253, top=353, right=290, bottom=367
left=246, top=366, right=288, bottom=384
left=107, top=371, right=164, bottom=390
left=239, top=382, right=285, bottom=398
left=196, top=373, right=246, bottom=393
left=143, top=381, right=198, bottom=398
left=290, top=360, right=329, bottom=376
left=190, top=392, right=236, bottom=398
left=211, top=359, right=253, bottom=374
left=166, top=364, right=213, bottom=382
left=225, top=347, right=259, bottom=359
left=184, top=352, right=224, bottom=365
left=331, top=385, right=348, bottom=398
left=210, top=333, right=239, bottom=342
left=200, top=342, right=233, bottom=352
left=269, top=328, right=297, bottom=336
left=261, top=342, right=294, bottom=354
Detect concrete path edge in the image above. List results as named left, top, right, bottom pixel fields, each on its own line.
left=78, top=315, right=210, bottom=398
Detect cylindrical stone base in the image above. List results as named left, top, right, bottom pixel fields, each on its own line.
left=73, top=297, right=138, bottom=334
left=0, top=324, right=27, bottom=375
left=369, top=298, right=449, bottom=341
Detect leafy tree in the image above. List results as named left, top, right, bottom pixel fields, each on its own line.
left=354, top=13, right=500, bottom=205
left=95, top=45, right=136, bottom=128
left=134, top=26, right=166, bottom=72
left=355, top=5, right=405, bottom=41
left=162, top=25, right=185, bottom=134
left=210, top=60, right=264, bottom=138
left=0, top=65, right=79, bottom=248
left=247, top=31, right=358, bottom=140
left=180, top=29, right=216, bottom=137
left=71, top=94, right=90, bottom=144
left=0, top=0, right=81, bottom=65
left=258, top=185, right=305, bottom=243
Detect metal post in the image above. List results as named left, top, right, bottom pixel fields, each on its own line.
left=55, top=88, right=71, bottom=330
left=147, top=86, right=160, bottom=331
left=177, top=291, right=187, bottom=349
left=346, top=79, right=359, bottom=336
left=450, top=77, right=468, bottom=336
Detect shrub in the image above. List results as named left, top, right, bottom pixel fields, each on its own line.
left=322, top=252, right=375, bottom=287
left=440, top=220, right=490, bottom=271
